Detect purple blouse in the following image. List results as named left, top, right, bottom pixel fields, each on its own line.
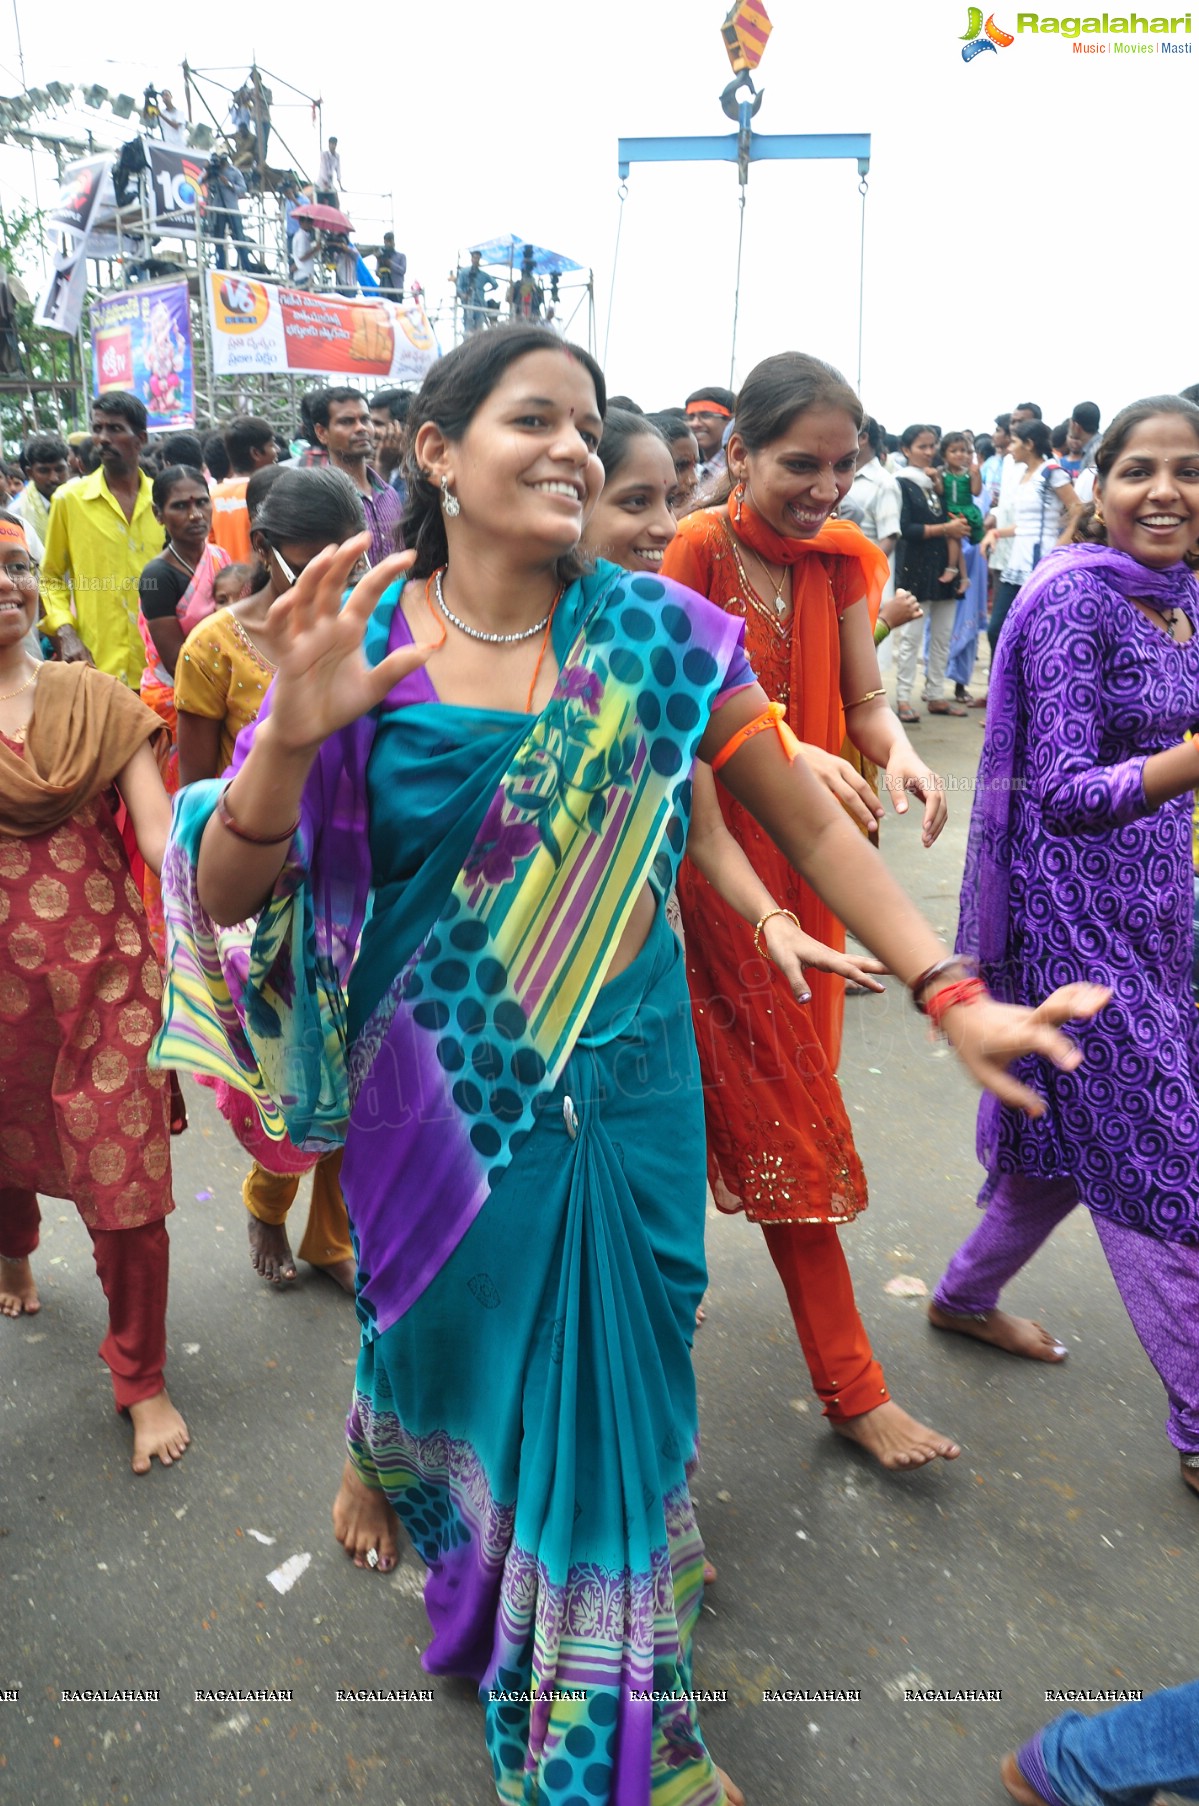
left=958, top=544, right=1199, bottom=1242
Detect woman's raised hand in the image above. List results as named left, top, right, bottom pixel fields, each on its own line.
left=262, top=536, right=432, bottom=755
left=941, top=984, right=1110, bottom=1116
left=879, top=589, right=923, bottom=630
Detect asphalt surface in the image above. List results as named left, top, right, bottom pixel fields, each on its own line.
left=2, top=686, right=1196, bottom=1806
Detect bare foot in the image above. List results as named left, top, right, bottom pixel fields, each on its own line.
left=309, top=1256, right=356, bottom=1295
left=832, top=1399, right=960, bottom=1471
left=1001, top=1752, right=1053, bottom=1806
left=247, top=1215, right=297, bottom=1285
left=1181, top=1457, right=1199, bottom=1499
left=128, top=1389, right=189, bottom=1475
left=0, top=1254, right=40, bottom=1316
left=332, top=1456, right=401, bottom=1571
left=703, top=1558, right=718, bottom=1585
left=928, top=1301, right=1068, bottom=1362
left=695, top=1301, right=706, bottom=1327
left=938, top=566, right=959, bottom=585
left=715, top=1765, right=745, bottom=1806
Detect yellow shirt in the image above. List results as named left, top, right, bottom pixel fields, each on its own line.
left=40, top=468, right=159, bottom=686
left=175, top=607, right=275, bottom=775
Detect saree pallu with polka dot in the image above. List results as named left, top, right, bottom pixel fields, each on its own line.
left=156, top=563, right=753, bottom=1804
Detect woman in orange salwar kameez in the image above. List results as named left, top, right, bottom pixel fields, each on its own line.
left=663, top=352, right=958, bottom=1471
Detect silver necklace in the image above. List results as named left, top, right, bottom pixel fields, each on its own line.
left=167, top=542, right=197, bottom=577
left=434, top=569, right=551, bottom=644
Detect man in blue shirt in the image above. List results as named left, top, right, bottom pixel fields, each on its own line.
left=456, top=250, right=498, bottom=333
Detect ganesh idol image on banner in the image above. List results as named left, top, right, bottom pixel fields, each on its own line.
left=90, top=281, right=195, bottom=428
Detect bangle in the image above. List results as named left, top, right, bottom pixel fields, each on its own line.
left=216, top=782, right=300, bottom=846
left=845, top=687, right=886, bottom=709
left=925, top=976, right=988, bottom=1030
left=909, top=953, right=977, bottom=1012
left=873, top=619, right=892, bottom=644
left=753, top=906, right=799, bottom=960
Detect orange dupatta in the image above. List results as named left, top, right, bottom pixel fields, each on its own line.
left=661, top=498, right=888, bottom=1221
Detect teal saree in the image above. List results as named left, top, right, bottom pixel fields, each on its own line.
left=156, top=563, right=754, bottom=1804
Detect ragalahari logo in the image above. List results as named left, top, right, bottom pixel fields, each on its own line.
left=961, top=7, right=1016, bottom=57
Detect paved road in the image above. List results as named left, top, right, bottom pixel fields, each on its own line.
left=3, top=700, right=1195, bottom=1805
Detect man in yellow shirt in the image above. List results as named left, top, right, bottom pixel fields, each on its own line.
left=40, top=392, right=159, bottom=686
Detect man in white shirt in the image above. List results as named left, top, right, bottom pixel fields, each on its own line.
left=1066, top=400, right=1102, bottom=472
left=845, top=417, right=901, bottom=556
left=317, top=138, right=341, bottom=205
left=157, top=90, right=187, bottom=146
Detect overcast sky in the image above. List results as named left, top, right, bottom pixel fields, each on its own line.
left=1, top=0, right=1194, bottom=434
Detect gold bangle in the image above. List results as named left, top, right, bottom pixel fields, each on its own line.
left=754, top=906, right=799, bottom=960
left=845, top=687, right=886, bottom=709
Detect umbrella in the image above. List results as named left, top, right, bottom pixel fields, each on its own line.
left=290, top=202, right=354, bottom=234
left=469, top=234, right=583, bottom=276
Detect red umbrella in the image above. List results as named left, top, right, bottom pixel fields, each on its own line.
left=290, top=202, right=354, bottom=233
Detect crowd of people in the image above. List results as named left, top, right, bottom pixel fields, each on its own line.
left=3, top=332, right=1199, bottom=1806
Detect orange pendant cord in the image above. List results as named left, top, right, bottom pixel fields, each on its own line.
left=524, top=584, right=563, bottom=713
left=423, top=569, right=449, bottom=649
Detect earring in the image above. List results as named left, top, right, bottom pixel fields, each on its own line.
left=733, top=480, right=746, bottom=525
left=440, top=474, right=461, bottom=519
left=1093, top=504, right=1105, bottom=526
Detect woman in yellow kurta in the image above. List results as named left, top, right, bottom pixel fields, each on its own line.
left=175, top=469, right=365, bottom=1291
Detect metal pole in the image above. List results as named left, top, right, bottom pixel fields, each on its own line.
left=10, top=0, right=47, bottom=277
left=856, top=174, right=868, bottom=396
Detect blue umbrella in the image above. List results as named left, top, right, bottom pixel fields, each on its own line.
left=469, top=235, right=583, bottom=276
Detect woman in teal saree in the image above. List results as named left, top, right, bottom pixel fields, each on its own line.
left=156, top=328, right=1104, bottom=1806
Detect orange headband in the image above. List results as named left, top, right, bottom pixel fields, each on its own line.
left=686, top=400, right=732, bottom=420
left=0, top=518, right=29, bottom=549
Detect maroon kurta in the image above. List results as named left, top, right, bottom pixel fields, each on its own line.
left=0, top=742, right=172, bottom=1229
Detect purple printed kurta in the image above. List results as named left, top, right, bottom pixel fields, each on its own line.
left=957, top=544, right=1199, bottom=1244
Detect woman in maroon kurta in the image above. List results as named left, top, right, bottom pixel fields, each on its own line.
left=0, top=515, right=187, bottom=1474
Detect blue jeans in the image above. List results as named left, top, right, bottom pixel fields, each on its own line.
left=1024, top=1681, right=1199, bottom=1806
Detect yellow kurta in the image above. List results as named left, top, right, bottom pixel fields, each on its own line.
left=175, top=607, right=275, bottom=775
left=40, top=469, right=159, bottom=687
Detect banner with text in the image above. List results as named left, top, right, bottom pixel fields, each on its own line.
left=205, top=273, right=439, bottom=382
left=91, top=281, right=195, bottom=429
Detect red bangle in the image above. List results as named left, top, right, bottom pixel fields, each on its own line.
left=216, top=783, right=300, bottom=846
left=925, top=976, right=987, bottom=1030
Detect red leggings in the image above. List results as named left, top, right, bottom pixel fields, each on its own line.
left=760, top=1220, right=889, bottom=1421
left=1, top=1188, right=169, bottom=1411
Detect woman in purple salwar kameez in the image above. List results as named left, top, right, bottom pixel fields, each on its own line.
left=930, top=398, right=1199, bottom=1497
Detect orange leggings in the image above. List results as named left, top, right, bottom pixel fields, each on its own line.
left=760, top=1219, right=889, bottom=1421
left=242, top=1149, right=353, bottom=1268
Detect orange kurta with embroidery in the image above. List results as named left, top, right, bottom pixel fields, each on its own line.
left=663, top=501, right=887, bottom=1223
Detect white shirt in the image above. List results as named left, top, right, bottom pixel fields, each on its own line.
left=1007, top=464, right=1071, bottom=583
left=318, top=148, right=341, bottom=189
left=846, top=459, right=901, bottom=547
left=158, top=104, right=187, bottom=146
left=990, top=453, right=1024, bottom=573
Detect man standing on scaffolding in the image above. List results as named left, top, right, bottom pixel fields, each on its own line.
left=455, top=249, right=497, bottom=333
left=204, top=153, right=256, bottom=271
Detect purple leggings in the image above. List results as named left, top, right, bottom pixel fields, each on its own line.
left=934, top=1173, right=1199, bottom=1453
